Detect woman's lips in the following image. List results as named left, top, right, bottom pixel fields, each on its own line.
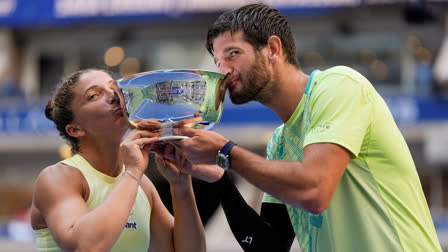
left=112, top=106, right=123, bottom=117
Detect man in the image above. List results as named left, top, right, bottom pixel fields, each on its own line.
left=167, top=3, right=441, bottom=252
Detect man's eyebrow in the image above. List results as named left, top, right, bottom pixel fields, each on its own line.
left=214, top=46, right=240, bottom=64
left=224, top=46, right=239, bottom=53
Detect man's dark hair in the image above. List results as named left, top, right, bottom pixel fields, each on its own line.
left=206, top=3, right=299, bottom=67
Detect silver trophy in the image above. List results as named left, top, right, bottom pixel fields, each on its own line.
left=117, top=69, right=228, bottom=140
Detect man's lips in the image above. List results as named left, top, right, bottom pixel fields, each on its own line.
left=226, top=79, right=238, bottom=89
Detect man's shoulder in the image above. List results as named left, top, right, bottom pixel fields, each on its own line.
left=266, top=125, right=285, bottom=154
left=271, top=124, right=285, bottom=140
left=319, top=65, right=357, bottom=77
left=317, top=66, right=369, bottom=85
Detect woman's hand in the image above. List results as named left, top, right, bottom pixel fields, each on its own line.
left=153, top=142, right=191, bottom=187
left=133, top=118, right=162, bottom=132
left=120, top=129, right=159, bottom=180
left=152, top=141, right=224, bottom=183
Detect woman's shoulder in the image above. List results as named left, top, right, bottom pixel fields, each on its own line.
left=34, top=162, right=88, bottom=203
left=37, top=162, right=84, bottom=184
left=32, top=163, right=89, bottom=229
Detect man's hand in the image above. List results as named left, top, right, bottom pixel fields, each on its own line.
left=173, top=126, right=228, bottom=165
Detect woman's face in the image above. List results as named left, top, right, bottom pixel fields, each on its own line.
left=69, top=70, right=128, bottom=138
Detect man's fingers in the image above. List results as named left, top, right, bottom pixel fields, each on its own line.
left=174, top=126, right=198, bottom=137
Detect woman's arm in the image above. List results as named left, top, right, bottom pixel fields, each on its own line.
left=34, top=130, right=159, bottom=251
left=144, top=154, right=205, bottom=252
left=34, top=163, right=143, bottom=252
left=168, top=166, right=205, bottom=252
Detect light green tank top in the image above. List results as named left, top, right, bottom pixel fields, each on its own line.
left=34, top=154, right=151, bottom=252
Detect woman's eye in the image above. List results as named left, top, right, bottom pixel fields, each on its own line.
left=88, top=94, right=98, bottom=100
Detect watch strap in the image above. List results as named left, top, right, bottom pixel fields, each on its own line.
left=220, top=140, right=236, bottom=156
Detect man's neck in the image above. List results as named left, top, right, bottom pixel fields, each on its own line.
left=262, top=64, right=309, bottom=123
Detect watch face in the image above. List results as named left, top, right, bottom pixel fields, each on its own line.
left=216, top=153, right=229, bottom=169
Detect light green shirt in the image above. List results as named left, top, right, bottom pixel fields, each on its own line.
left=263, top=66, right=441, bottom=252
left=34, top=154, right=151, bottom=252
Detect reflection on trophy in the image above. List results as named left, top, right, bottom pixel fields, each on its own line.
left=116, top=69, right=228, bottom=140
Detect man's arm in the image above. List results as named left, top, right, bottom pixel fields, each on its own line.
left=229, top=142, right=350, bottom=214
left=178, top=129, right=350, bottom=214
left=212, top=172, right=295, bottom=252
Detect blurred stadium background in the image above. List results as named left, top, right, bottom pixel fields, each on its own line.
left=1, top=0, right=448, bottom=251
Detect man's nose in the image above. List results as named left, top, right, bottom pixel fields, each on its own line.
left=219, top=62, right=233, bottom=76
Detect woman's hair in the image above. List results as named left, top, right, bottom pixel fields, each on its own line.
left=45, top=69, right=110, bottom=154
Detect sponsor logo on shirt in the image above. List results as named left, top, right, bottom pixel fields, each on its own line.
left=310, top=122, right=332, bottom=133
left=242, top=236, right=253, bottom=244
left=125, top=221, right=138, bottom=229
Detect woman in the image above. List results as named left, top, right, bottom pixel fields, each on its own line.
left=30, top=69, right=206, bottom=252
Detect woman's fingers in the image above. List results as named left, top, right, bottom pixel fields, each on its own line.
left=155, top=154, right=166, bottom=169
left=136, top=119, right=162, bottom=132
left=155, top=153, right=182, bottom=179
left=125, top=129, right=159, bottom=144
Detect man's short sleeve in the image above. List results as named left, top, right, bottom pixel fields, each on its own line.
left=263, top=128, right=285, bottom=204
left=304, top=74, right=372, bottom=157
left=262, top=192, right=284, bottom=204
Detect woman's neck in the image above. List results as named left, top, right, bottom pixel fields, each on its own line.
left=78, top=139, right=123, bottom=177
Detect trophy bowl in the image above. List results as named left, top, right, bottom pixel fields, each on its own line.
left=117, top=69, right=228, bottom=140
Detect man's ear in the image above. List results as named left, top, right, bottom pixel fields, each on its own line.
left=267, top=35, right=282, bottom=63
left=66, top=124, right=85, bottom=138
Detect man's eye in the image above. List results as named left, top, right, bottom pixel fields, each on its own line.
left=230, top=51, right=239, bottom=57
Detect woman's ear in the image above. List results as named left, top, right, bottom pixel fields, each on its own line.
left=66, top=124, right=85, bottom=138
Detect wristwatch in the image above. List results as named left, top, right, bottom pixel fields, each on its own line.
left=216, top=140, right=237, bottom=170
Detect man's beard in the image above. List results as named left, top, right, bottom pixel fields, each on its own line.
left=229, top=53, right=271, bottom=105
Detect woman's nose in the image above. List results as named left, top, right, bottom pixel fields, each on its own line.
left=107, top=89, right=120, bottom=104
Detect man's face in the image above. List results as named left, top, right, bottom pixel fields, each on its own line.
left=213, top=30, right=271, bottom=104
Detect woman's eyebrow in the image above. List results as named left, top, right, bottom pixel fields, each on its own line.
left=83, top=85, right=100, bottom=95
